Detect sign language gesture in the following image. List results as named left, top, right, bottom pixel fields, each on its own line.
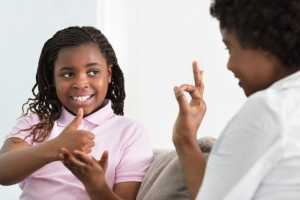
left=52, top=108, right=95, bottom=160
left=60, top=148, right=109, bottom=195
left=173, top=61, right=206, bottom=145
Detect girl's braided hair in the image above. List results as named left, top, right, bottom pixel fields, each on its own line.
left=21, top=26, right=125, bottom=142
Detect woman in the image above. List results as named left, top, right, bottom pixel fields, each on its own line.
left=173, top=0, right=300, bottom=199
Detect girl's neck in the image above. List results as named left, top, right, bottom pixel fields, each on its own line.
left=63, top=100, right=107, bottom=118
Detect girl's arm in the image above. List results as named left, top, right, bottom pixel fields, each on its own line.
left=0, top=108, right=95, bottom=185
left=0, top=138, right=58, bottom=185
left=60, top=149, right=140, bottom=200
left=172, top=61, right=207, bottom=200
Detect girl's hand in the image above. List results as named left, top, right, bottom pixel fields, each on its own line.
left=173, top=61, right=206, bottom=146
left=52, top=108, right=95, bottom=160
left=60, top=148, right=109, bottom=192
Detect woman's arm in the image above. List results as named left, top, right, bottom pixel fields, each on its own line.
left=60, top=148, right=140, bottom=200
left=172, top=61, right=207, bottom=200
left=173, top=62, right=283, bottom=200
left=0, top=108, right=95, bottom=185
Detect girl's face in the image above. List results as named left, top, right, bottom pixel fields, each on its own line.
left=221, top=28, right=293, bottom=97
left=53, top=43, right=112, bottom=116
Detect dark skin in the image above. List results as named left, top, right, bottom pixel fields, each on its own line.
left=55, top=43, right=141, bottom=200
left=221, top=28, right=296, bottom=97
left=54, top=43, right=112, bottom=116
left=0, top=43, right=140, bottom=200
left=172, top=28, right=298, bottom=200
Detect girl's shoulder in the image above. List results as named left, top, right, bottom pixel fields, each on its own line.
left=112, top=114, right=144, bottom=127
left=15, top=112, right=41, bottom=128
left=5, top=113, right=41, bottom=145
left=109, top=115, right=148, bottom=134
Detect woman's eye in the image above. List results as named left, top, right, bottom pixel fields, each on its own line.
left=88, top=70, right=99, bottom=76
left=224, top=47, right=231, bottom=54
left=63, top=73, right=73, bottom=78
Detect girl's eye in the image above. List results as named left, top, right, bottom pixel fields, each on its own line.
left=63, top=73, right=73, bottom=78
left=88, top=70, right=99, bottom=76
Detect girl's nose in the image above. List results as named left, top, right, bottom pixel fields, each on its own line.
left=73, top=76, right=89, bottom=89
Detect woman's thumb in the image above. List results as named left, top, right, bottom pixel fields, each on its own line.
left=174, top=86, right=189, bottom=114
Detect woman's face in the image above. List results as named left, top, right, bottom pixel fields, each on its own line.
left=53, top=43, right=112, bottom=115
left=221, top=28, right=293, bottom=97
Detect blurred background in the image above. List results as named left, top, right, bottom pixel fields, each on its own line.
left=0, top=0, right=246, bottom=199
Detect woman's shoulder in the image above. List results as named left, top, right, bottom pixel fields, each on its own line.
left=231, top=88, right=292, bottom=132
left=245, top=85, right=297, bottom=115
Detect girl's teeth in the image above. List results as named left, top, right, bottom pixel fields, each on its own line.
left=73, top=96, right=91, bottom=102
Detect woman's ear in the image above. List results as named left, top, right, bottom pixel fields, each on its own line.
left=260, top=48, right=271, bottom=57
left=108, top=64, right=113, bottom=83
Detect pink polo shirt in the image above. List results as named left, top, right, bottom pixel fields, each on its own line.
left=5, top=100, right=153, bottom=200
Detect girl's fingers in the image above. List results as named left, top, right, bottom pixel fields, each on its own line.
left=73, top=150, right=94, bottom=165
left=87, top=140, right=95, bottom=148
left=99, top=151, right=109, bottom=171
left=59, top=153, right=64, bottom=160
left=61, top=148, right=86, bottom=168
left=61, top=148, right=72, bottom=157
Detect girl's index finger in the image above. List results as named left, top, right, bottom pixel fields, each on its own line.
left=73, top=150, right=94, bottom=165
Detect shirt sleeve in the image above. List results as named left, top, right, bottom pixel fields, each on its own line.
left=5, top=113, right=40, bottom=146
left=196, top=92, right=285, bottom=200
left=115, top=123, right=153, bottom=183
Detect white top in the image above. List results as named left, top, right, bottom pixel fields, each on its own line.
left=196, top=70, right=300, bottom=200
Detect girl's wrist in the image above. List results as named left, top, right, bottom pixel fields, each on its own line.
left=85, top=181, right=108, bottom=196
left=44, top=139, right=62, bottom=162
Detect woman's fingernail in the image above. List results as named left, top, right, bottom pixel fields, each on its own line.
left=174, top=87, right=180, bottom=93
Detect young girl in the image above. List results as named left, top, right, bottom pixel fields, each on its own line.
left=0, top=26, right=153, bottom=200
left=173, top=0, right=300, bottom=200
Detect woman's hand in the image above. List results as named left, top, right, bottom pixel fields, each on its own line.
left=51, top=108, right=95, bottom=160
left=173, top=61, right=206, bottom=146
left=172, top=61, right=207, bottom=200
left=60, top=148, right=109, bottom=192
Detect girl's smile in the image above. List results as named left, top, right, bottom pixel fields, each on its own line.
left=53, top=43, right=112, bottom=115
left=70, top=94, right=95, bottom=106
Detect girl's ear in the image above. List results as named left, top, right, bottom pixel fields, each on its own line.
left=108, top=64, right=113, bottom=83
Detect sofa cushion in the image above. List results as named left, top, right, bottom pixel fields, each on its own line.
left=136, top=137, right=216, bottom=200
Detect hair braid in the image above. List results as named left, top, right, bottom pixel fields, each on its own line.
left=20, top=26, right=125, bottom=143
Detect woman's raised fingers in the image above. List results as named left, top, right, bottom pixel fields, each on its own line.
left=192, top=61, right=204, bottom=97
left=180, top=84, right=202, bottom=99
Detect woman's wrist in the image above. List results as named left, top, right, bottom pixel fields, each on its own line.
left=173, top=131, right=198, bottom=147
